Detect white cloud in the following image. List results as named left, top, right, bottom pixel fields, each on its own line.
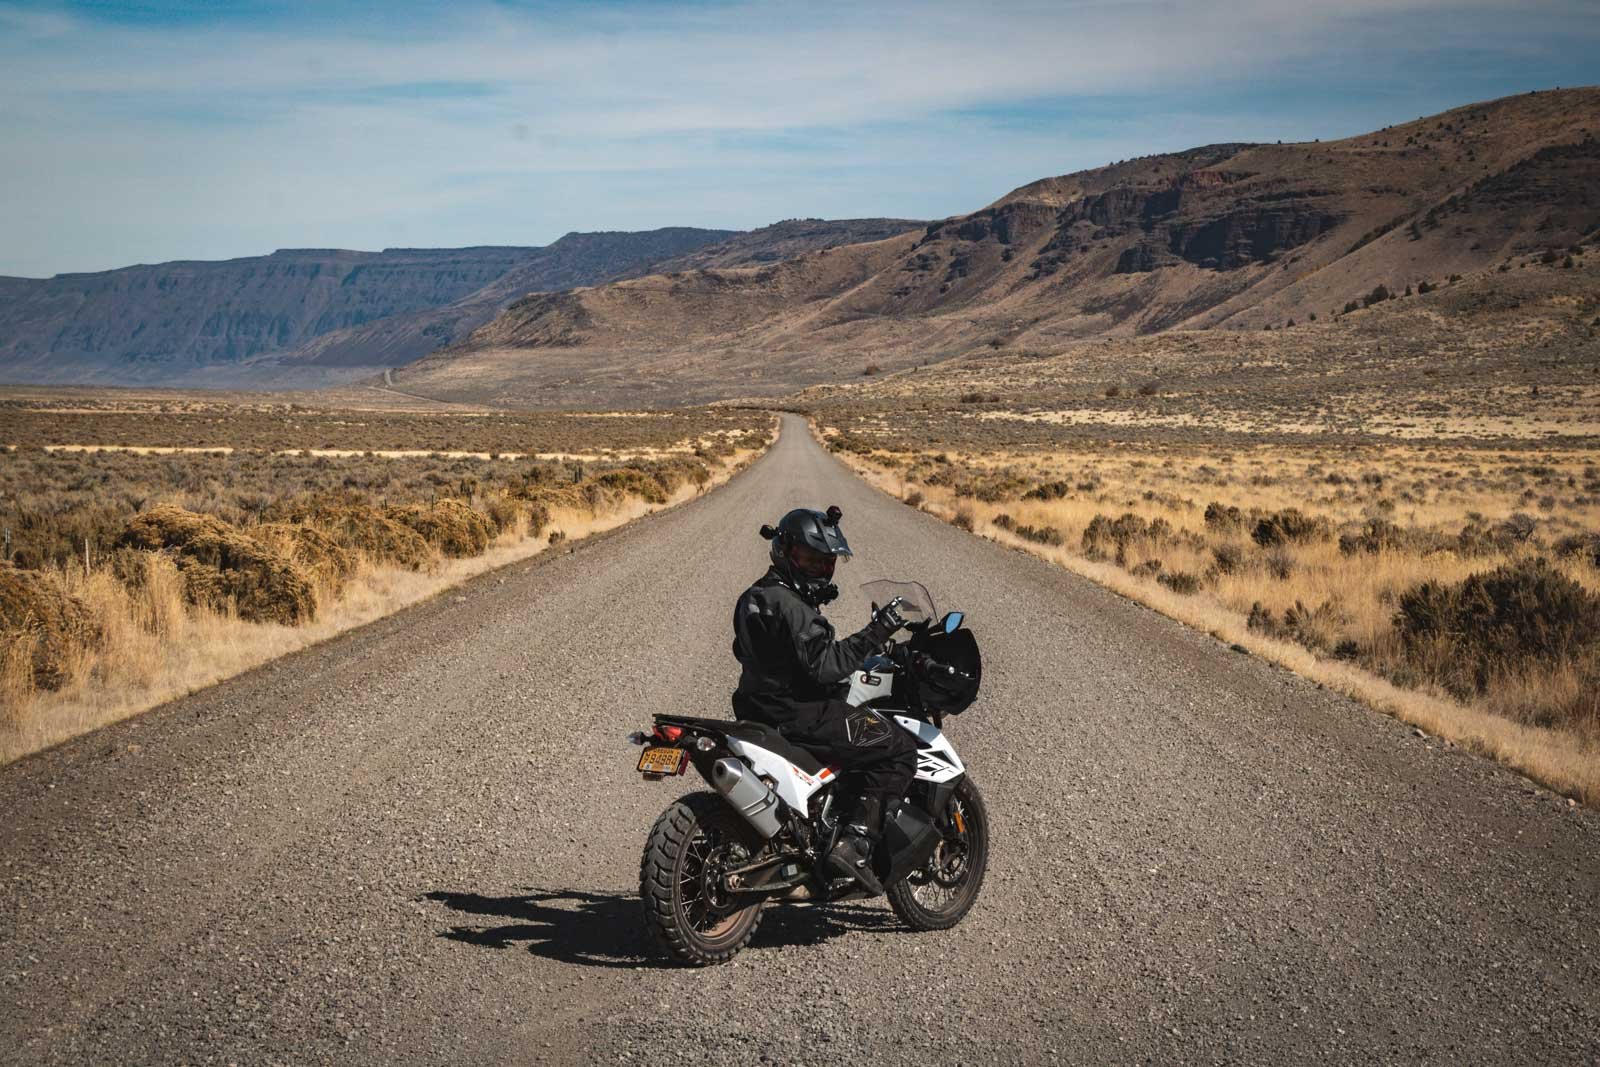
left=0, top=0, right=1594, bottom=275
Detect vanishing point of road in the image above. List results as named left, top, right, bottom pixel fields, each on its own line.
left=3, top=415, right=1596, bottom=1065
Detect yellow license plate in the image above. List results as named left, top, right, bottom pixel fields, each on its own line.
left=637, top=747, right=687, bottom=775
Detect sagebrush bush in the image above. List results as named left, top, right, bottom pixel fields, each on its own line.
left=117, top=506, right=317, bottom=625
left=1340, top=518, right=1439, bottom=556
left=1251, top=508, right=1331, bottom=547
left=256, top=523, right=357, bottom=596
left=0, top=565, right=99, bottom=690
left=271, top=495, right=433, bottom=571
left=387, top=500, right=497, bottom=559
left=1395, top=558, right=1600, bottom=697
left=1158, top=570, right=1202, bottom=595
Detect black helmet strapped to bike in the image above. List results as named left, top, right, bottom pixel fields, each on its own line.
left=760, top=505, right=851, bottom=606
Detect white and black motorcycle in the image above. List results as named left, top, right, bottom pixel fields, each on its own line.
left=629, top=580, right=988, bottom=966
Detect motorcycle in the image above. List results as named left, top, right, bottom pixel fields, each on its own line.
left=629, top=580, right=989, bottom=966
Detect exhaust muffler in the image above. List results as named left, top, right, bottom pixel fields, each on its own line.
left=710, top=758, right=782, bottom=838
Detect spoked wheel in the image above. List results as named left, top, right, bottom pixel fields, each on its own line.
left=887, top=774, right=990, bottom=931
left=640, top=792, right=766, bottom=966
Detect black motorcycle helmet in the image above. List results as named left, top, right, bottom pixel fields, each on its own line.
left=760, top=505, right=851, bottom=606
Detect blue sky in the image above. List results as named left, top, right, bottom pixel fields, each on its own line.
left=1, top=0, right=1595, bottom=277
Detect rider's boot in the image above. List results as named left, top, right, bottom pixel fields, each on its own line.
left=825, top=796, right=885, bottom=896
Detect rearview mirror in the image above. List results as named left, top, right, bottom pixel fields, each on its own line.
left=942, top=611, right=964, bottom=634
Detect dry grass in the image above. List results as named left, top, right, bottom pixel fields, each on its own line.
left=0, top=409, right=774, bottom=763
left=822, top=425, right=1600, bottom=804
left=0, top=388, right=763, bottom=453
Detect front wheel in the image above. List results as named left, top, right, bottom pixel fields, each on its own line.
left=640, top=791, right=765, bottom=966
left=887, top=774, right=990, bottom=931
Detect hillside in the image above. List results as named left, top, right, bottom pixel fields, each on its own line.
left=804, top=246, right=1600, bottom=446
left=391, top=88, right=1600, bottom=408
left=241, top=227, right=741, bottom=383
left=623, top=217, right=923, bottom=275
left=0, top=229, right=735, bottom=387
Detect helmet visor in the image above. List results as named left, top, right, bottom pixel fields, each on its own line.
left=788, top=541, right=845, bottom=580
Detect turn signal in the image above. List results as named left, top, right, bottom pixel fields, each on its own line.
left=655, top=725, right=684, bottom=743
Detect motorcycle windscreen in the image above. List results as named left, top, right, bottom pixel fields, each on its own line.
left=859, top=579, right=936, bottom=626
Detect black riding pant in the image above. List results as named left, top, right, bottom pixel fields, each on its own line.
left=778, top=699, right=918, bottom=834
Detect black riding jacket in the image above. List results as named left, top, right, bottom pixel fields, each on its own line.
left=731, top=568, right=892, bottom=725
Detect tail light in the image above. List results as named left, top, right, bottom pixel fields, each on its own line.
left=654, top=724, right=684, bottom=744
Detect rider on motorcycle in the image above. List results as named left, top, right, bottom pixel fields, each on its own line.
left=731, top=505, right=916, bottom=895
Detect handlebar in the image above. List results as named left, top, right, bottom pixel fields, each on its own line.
left=887, top=642, right=972, bottom=683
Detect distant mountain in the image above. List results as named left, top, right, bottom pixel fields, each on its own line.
left=622, top=218, right=924, bottom=276
left=249, top=221, right=923, bottom=384
left=246, top=228, right=742, bottom=383
left=0, top=228, right=735, bottom=386
left=391, top=88, right=1600, bottom=408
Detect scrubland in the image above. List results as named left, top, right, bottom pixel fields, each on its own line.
left=0, top=396, right=771, bottom=761
left=811, top=252, right=1600, bottom=802
left=826, top=430, right=1600, bottom=801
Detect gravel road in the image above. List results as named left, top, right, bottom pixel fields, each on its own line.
left=3, top=414, right=1598, bottom=1066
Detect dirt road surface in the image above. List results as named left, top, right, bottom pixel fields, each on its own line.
left=3, top=414, right=1597, bottom=1065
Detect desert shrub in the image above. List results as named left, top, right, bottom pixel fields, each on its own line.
left=1082, top=512, right=1198, bottom=563
left=1394, top=559, right=1600, bottom=697
left=3, top=500, right=133, bottom=572
left=255, top=523, right=357, bottom=595
left=1130, top=559, right=1163, bottom=579
left=480, top=494, right=525, bottom=535
left=1338, top=518, right=1443, bottom=556
left=1246, top=601, right=1277, bottom=635
left=1203, top=502, right=1246, bottom=532
left=1454, top=521, right=1522, bottom=557
left=1082, top=513, right=1151, bottom=561
left=589, top=468, right=671, bottom=505
left=1283, top=599, right=1343, bottom=652
left=1212, top=543, right=1245, bottom=574
left=992, top=513, right=1016, bottom=531
left=1264, top=548, right=1296, bottom=580
left=0, top=565, right=99, bottom=690
left=1498, top=512, right=1538, bottom=543
left=1015, top=523, right=1065, bottom=546
left=1251, top=508, right=1331, bottom=547
left=276, top=495, right=431, bottom=570
left=1157, top=570, right=1202, bottom=595
left=951, top=506, right=976, bottom=532
left=904, top=490, right=925, bottom=507
left=1023, top=480, right=1072, bottom=502
left=520, top=503, right=550, bottom=541
left=1553, top=532, right=1600, bottom=568
left=827, top=432, right=879, bottom=456
left=117, top=505, right=316, bottom=625
left=1362, top=284, right=1392, bottom=307
left=387, top=500, right=497, bottom=559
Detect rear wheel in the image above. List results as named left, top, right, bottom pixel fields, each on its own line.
left=887, top=774, right=990, bottom=931
left=640, top=791, right=765, bottom=966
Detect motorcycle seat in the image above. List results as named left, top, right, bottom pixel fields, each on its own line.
left=654, top=714, right=826, bottom=775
